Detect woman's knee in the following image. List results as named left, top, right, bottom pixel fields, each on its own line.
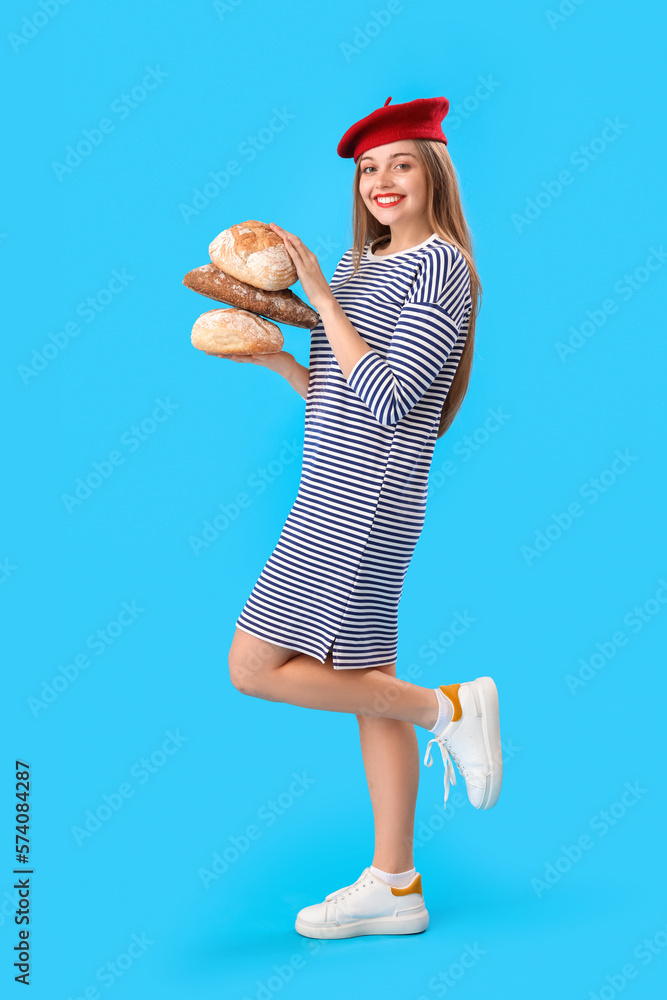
left=227, top=629, right=295, bottom=696
left=228, top=646, right=260, bottom=696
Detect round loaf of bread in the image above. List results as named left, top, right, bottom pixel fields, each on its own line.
left=191, top=308, right=284, bottom=356
left=208, top=220, right=298, bottom=291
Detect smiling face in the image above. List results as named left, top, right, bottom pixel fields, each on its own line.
left=358, top=140, right=429, bottom=224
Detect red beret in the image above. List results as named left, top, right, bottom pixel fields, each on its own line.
left=337, top=95, right=449, bottom=162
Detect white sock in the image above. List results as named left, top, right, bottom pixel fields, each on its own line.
left=429, top=687, right=454, bottom=736
left=369, top=865, right=417, bottom=888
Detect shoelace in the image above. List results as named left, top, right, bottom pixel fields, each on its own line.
left=424, top=735, right=488, bottom=808
left=423, top=736, right=458, bottom=808
left=329, top=871, right=374, bottom=901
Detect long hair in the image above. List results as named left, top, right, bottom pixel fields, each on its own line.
left=340, top=139, right=482, bottom=439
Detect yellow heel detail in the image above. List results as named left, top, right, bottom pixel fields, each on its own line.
left=390, top=873, right=423, bottom=897
left=438, top=683, right=462, bottom=721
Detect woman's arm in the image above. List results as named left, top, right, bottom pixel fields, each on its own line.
left=221, top=350, right=310, bottom=401
left=268, top=222, right=373, bottom=377
left=333, top=251, right=472, bottom=425
left=268, top=221, right=472, bottom=426
left=279, top=355, right=310, bottom=400
left=316, top=298, right=374, bottom=378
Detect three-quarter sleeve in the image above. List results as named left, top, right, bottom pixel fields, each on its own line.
left=345, top=248, right=471, bottom=426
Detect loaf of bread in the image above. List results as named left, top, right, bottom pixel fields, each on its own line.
left=183, top=264, right=319, bottom=329
left=208, top=220, right=297, bottom=291
left=191, top=308, right=284, bottom=356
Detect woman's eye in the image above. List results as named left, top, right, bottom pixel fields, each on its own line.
left=362, top=163, right=410, bottom=173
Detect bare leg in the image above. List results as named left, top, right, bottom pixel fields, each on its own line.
left=356, top=681, right=419, bottom=872
left=228, top=628, right=439, bottom=730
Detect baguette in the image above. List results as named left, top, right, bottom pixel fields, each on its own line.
left=191, top=308, right=283, bottom=356
left=183, top=264, right=319, bottom=329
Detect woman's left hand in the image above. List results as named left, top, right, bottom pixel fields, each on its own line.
left=269, top=222, right=336, bottom=314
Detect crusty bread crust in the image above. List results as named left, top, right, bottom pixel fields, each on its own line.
left=183, top=264, right=318, bottom=329
left=208, top=220, right=298, bottom=291
left=191, top=308, right=284, bottom=356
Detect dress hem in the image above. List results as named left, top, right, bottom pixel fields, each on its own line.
left=234, top=622, right=396, bottom=670
left=234, top=621, right=328, bottom=664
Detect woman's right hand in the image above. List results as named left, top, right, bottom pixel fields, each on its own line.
left=211, top=350, right=295, bottom=376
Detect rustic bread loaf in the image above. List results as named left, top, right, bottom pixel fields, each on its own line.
left=183, top=264, right=319, bottom=329
left=191, top=308, right=284, bottom=356
left=208, top=220, right=297, bottom=291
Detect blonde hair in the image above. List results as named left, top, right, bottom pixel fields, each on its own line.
left=341, top=139, right=482, bottom=439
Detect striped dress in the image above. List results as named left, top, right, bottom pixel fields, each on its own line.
left=235, top=231, right=473, bottom=669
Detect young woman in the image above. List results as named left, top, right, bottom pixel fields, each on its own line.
left=224, top=96, right=502, bottom=939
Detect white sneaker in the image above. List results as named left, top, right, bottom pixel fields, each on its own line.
left=294, top=868, right=429, bottom=939
left=423, top=677, right=502, bottom=810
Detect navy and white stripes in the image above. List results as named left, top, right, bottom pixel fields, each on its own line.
left=236, top=233, right=472, bottom=669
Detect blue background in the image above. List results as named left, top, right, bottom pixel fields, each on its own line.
left=3, top=0, right=667, bottom=997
